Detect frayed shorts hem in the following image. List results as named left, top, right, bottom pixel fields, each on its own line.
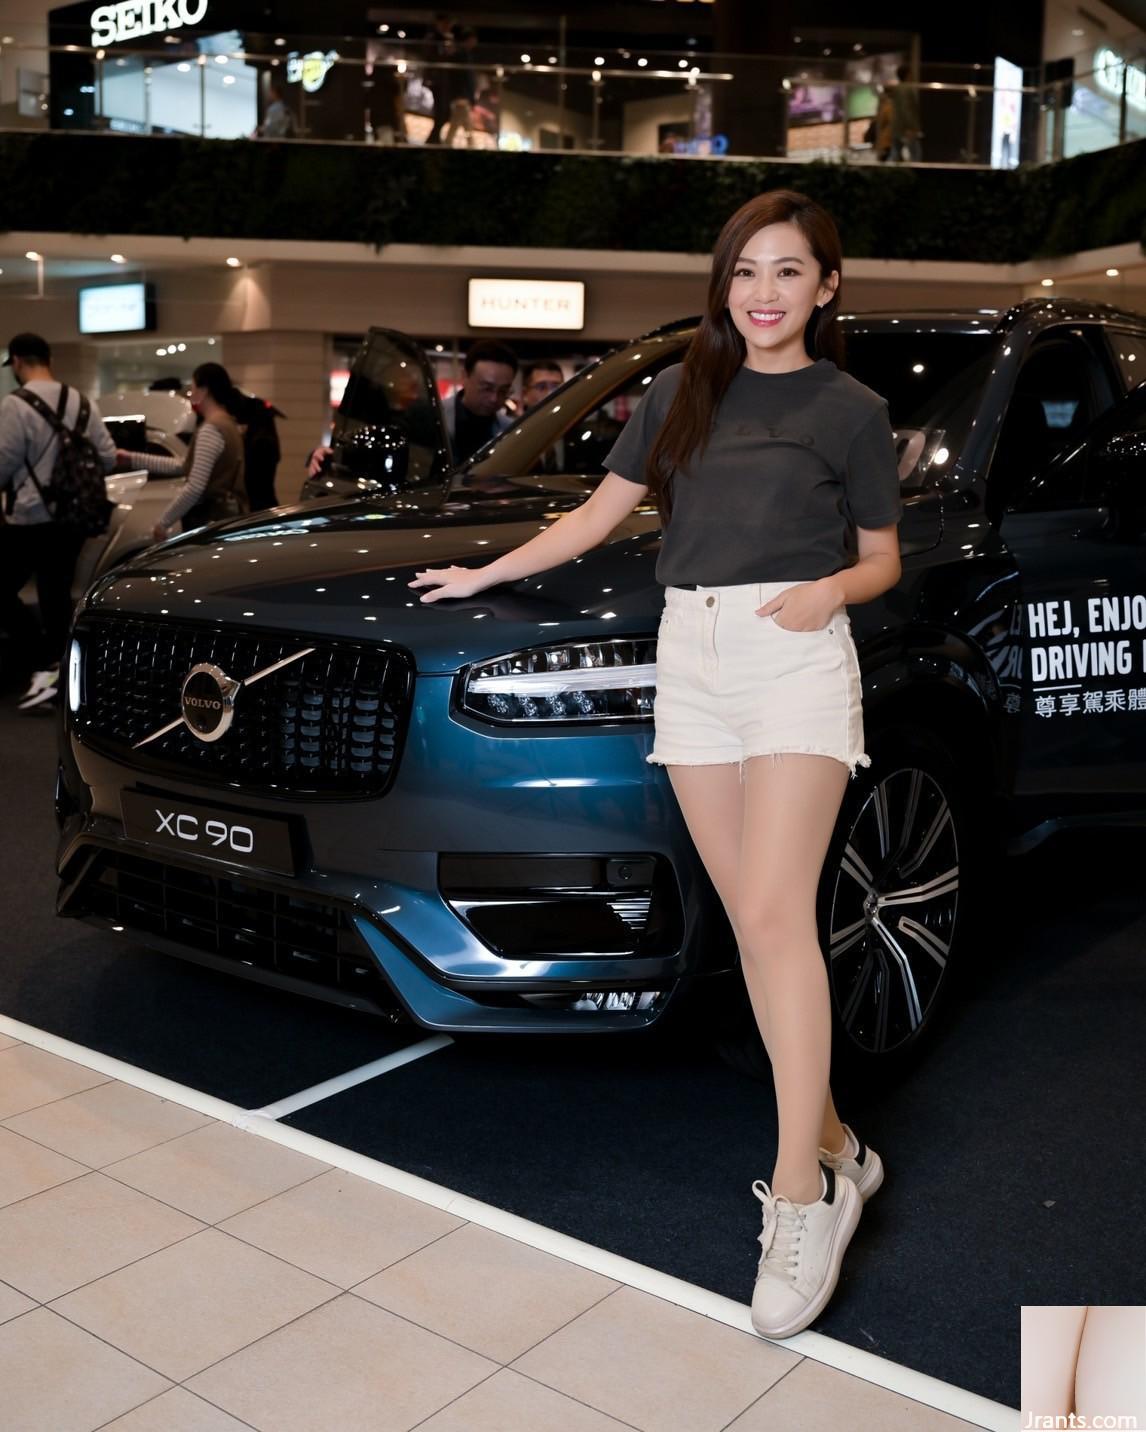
left=647, top=747, right=872, bottom=781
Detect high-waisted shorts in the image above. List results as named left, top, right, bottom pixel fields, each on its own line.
left=648, top=580, right=872, bottom=781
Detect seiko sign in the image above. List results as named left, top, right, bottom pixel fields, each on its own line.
left=90, top=0, right=209, bottom=47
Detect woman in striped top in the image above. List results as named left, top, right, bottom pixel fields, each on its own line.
left=116, top=362, right=247, bottom=542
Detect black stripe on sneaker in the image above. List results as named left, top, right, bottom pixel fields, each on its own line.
left=855, top=1139, right=868, bottom=1167
left=818, top=1162, right=836, bottom=1204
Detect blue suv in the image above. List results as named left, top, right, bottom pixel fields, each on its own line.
left=55, top=300, right=1146, bottom=1074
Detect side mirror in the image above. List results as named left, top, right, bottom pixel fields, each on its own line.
left=333, top=421, right=410, bottom=491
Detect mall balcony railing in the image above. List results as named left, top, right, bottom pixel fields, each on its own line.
left=1, top=39, right=1145, bottom=168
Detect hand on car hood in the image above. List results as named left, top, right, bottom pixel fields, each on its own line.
left=83, top=497, right=664, bottom=673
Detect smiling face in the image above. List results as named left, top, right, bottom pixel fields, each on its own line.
left=726, top=220, right=838, bottom=372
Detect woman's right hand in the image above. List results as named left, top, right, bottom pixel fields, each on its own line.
left=408, top=565, right=491, bottom=603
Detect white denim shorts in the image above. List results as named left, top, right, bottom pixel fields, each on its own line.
left=648, top=581, right=872, bottom=781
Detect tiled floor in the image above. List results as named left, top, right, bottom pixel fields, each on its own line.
left=0, top=1038, right=989, bottom=1432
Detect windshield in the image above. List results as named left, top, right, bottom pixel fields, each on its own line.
left=452, top=325, right=998, bottom=498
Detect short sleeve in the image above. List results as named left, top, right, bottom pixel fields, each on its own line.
left=601, top=366, right=680, bottom=485
left=844, top=402, right=902, bottom=528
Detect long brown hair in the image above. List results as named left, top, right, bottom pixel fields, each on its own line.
left=646, top=188, right=845, bottom=524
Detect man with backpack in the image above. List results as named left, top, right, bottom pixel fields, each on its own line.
left=0, top=333, right=117, bottom=711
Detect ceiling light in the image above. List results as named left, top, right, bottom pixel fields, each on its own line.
left=25, top=250, right=41, bottom=260
left=177, top=62, right=189, bottom=72
left=1106, top=267, right=1119, bottom=276
left=226, top=256, right=241, bottom=267
left=110, top=253, right=125, bottom=263
left=274, top=36, right=285, bottom=45
left=520, top=53, right=531, bottom=63
left=214, top=53, right=228, bottom=63
left=594, top=55, right=604, bottom=65
left=222, top=74, right=235, bottom=84
left=1041, top=277, right=1054, bottom=287
left=637, top=57, right=648, bottom=67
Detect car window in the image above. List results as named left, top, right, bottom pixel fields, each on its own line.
left=1106, top=330, right=1146, bottom=393
left=529, top=353, right=680, bottom=478
left=1018, top=380, right=1146, bottom=512
left=452, top=332, right=690, bottom=498
left=987, top=337, right=1105, bottom=514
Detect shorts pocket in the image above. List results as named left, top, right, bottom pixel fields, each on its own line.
left=769, top=612, right=838, bottom=637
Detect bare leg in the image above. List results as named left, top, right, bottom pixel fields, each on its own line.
left=666, top=762, right=849, bottom=1168
left=737, top=753, right=850, bottom=1203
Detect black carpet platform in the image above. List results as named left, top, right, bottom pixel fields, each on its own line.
left=4, top=701, right=1145, bottom=1410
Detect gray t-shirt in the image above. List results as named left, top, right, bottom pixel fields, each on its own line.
left=603, top=359, right=902, bottom=586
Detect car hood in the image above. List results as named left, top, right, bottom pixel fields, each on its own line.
left=83, top=495, right=665, bottom=674
left=84, top=480, right=943, bottom=673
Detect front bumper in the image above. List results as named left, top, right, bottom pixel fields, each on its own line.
left=55, top=674, right=736, bottom=1034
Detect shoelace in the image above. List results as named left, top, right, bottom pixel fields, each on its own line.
left=752, top=1179, right=806, bottom=1285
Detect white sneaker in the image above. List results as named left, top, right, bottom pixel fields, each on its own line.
left=750, top=1162, right=862, bottom=1339
left=17, top=666, right=60, bottom=711
left=818, top=1123, right=885, bottom=1202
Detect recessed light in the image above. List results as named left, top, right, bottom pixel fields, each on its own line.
left=1041, top=278, right=1054, bottom=287
left=226, top=256, right=241, bottom=267
left=1106, top=267, right=1119, bottom=277
left=25, top=250, right=41, bottom=261
left=110, top=252, right=125, bottom=263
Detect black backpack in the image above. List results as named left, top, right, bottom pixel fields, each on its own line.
left=14, top=384, right=114, bottom=536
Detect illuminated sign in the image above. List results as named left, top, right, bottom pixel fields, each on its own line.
left=468, top=278, right=585, bottom=331
left=90, top=0, right=209, bottom=47
left=1094, top=47, right=1146, bottom=113
left=78, top=281, right=155, bottom=334
left=990, top=56, right=1023, bottom=170
left=286, top=50, right=339, bottom=93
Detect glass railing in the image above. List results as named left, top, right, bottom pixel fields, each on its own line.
left=1, top=37, right=1143, bottom=167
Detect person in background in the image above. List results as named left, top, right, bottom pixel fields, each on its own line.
left=257, top=80, right=295, bottom=139
left=423, top=13, right=456, bottom=145
left=445, top=340, right=518, bottom=461
left=0, top=332, right=118, bottom=711
left=889, top=63, right=921, bottom=162
left=442, top=27, right=478, bottom=147
left=520, top=359, right=565, bottom=411
left=236, top=393, right=283, bottom=511
left=116, top=362, right=247, bottom=541
left=872, top=85, right=895, bottom=163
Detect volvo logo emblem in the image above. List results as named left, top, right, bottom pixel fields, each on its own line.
left=133, top=646, right=315, bottom=751
left=180, top=663, right=240, bottom=743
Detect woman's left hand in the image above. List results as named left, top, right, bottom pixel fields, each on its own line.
left=757, top=579, right=843, bottom=631
left=151, top=522, right=170, bottom=543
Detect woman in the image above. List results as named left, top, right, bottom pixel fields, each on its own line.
left=116, top=362, right=247, bottom=541
left=409, top=188, right=903, bottom=1338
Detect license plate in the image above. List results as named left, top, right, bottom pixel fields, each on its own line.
left=121, top=790, right=297, bottom=876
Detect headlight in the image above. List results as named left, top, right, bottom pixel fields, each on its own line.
left=461, top=638, right=657, bottom=725
left=67, top=638, right=83, bottom=713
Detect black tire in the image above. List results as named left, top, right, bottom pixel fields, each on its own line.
left=714, top=723, right=991, bottom=1087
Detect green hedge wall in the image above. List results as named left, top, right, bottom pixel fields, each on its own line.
left=2, top=130, right=1144, bottom=263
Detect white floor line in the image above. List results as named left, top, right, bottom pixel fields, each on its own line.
left=0, top=1013, right=1014, bottom=1431
left=247, top=1035, right=454, bottom=1120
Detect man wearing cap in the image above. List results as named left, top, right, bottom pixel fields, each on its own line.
left=0, top=333, right=118, bottom=711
